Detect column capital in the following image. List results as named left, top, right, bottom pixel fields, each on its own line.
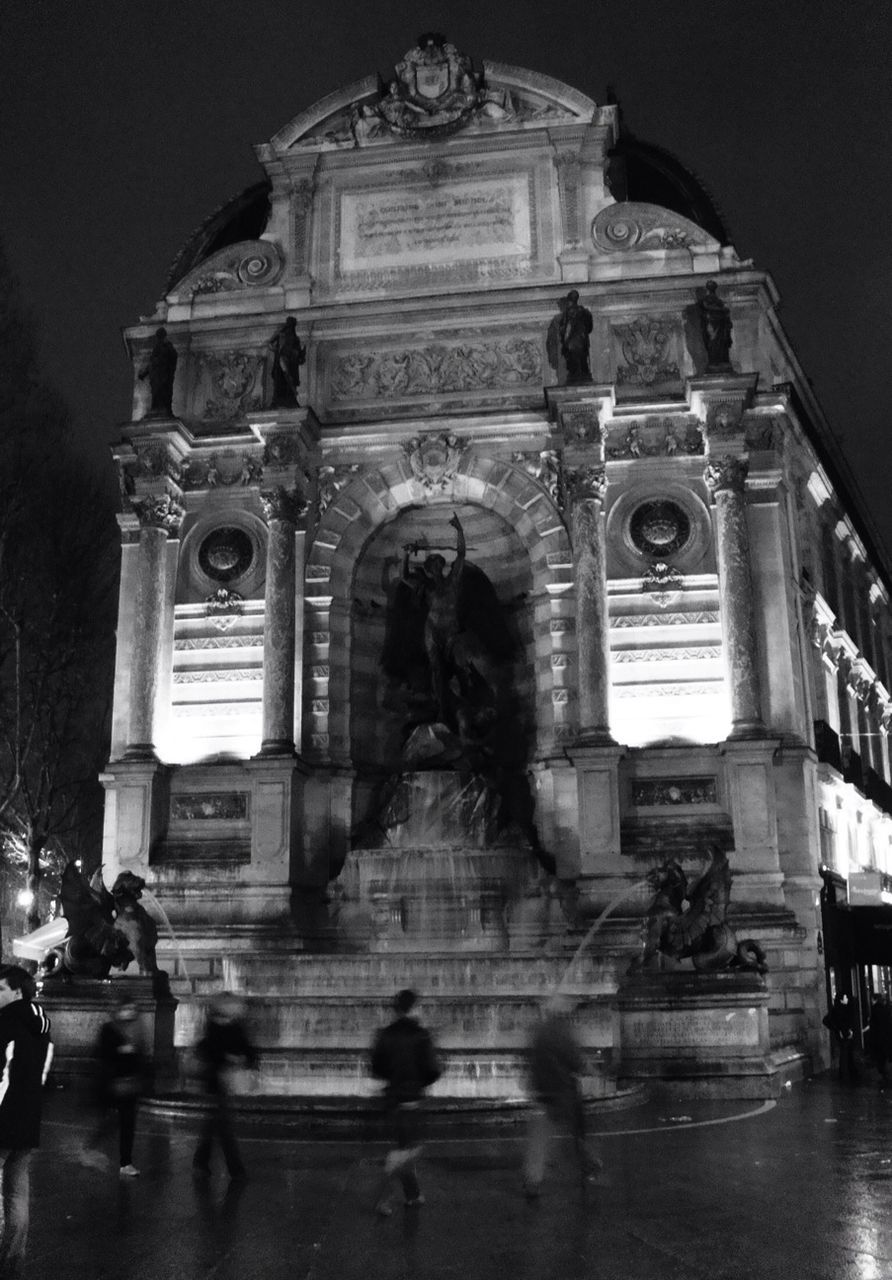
left=565, top=463, right=607, bottom=506
left=132, top=493, right=184, bottom=534
left=260, top=484, right=309, bottom=526
left=705, top=455, right=748, bottom=496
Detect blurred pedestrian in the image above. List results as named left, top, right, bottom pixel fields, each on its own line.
left=522, top=995, right=601, bottom=1198
left=823, top=992, right=859, bottom=1082
left=82, top=995, right=150, bottom=1176
left=192, top=994, right=258, bottom=1181
left=370, top=989, right=441, bottom=1216
left=867, top=993, right=892, bottom=1085
left=0, top=964, right=53, bottom=1279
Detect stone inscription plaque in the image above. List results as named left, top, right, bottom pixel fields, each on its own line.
left=623, top=1008, right=760, bottom=1048
left=339, top=175, right=532, bottom=273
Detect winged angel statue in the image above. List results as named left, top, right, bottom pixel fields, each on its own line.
left=633, top=845, right=768, bottom=974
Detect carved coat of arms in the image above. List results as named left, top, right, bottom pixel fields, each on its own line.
left=614, top=317, right=680, bottom=387
left=404, top=433, right=466, bottom=492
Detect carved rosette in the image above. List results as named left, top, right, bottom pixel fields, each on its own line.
left=705, top=455, right=748, bottom=495
left=260, top=486, right=309, bottom=526
left=132, top=494, right=184, bottom=534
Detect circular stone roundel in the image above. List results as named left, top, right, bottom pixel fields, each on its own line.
left=628, top=500, right=691, bottom=558
left=197, top=526, right=254, bottom=583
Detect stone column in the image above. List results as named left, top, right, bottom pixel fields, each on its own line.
left=124, top=495, right=183, bottom=759
left=705, top=456, right=765, bottom=738
left=259, top=485, right=306, bottom=755
left=566, top=464, right=612, bottom=742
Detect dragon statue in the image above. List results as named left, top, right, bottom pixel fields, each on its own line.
left=633, top=845, right=768, bottom=974
left=46, top=863, right=159, bottom=979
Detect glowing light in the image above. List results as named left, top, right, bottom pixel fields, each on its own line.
left=16, top=889, right=34, bottom=909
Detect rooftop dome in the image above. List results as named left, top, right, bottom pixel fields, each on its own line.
left=611, top=133, right=729, bottom=245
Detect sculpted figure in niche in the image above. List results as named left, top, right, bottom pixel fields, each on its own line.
left=268, top=317, right=307, bottom=408
left=698, top=280, right=733, bottom=370
left=139, top=327, right=178, bottom=417
left=558, top=291, right=593, bottom=384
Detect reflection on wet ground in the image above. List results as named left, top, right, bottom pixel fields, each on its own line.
left=20, top=1074, right=892, bottom=1279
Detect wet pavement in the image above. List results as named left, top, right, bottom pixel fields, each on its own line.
left=16, top=1072, right=892, bottom=1279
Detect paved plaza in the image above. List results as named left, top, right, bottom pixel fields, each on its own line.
left=12, top=1072, right=892, bottom=1279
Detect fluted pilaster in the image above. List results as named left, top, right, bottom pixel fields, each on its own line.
left=567, top=464, right=612, bottom=742
left=705, top=455, right=765, bottom=737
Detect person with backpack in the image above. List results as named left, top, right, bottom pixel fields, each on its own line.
left=369, top=989, right=441, bottom=1215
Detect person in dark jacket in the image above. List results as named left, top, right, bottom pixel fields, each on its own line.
left=370, top=989, right=441, bottom=1215
left=522, top=995, right=601, bottom=1198
left=82, top=996, right=150, bottom=1176
left=823, top=993, right=859, bottom=1082
left=192, top=994, right=258, bottom=1180
left=0, top=965, right=53, bottom=1279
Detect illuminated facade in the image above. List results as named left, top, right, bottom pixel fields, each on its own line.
left=102, top=39, right=892, bottom=1092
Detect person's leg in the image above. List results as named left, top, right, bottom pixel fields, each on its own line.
left=0, top=1148, right=32, bottom=1276
left=396, top=1104, right=422, bottom=1204
left=193, top=1097, right=216, bottom=1172
left=118, top=1099, right=137, bottom=1168
left=217, top=1094, right=245, bottom=1178
left=522, top=1106, right=550, bottom=1195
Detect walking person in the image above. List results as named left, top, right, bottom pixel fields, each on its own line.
left=0, top=964, right=53, bottom=1280
left=522, top=995, right=601, bottom=1199
left=824, top=992, right=859, bottom=1082
left=867, top=993, right=892, bottom=1085
left=370, top=989, right=441, bottom=1216
left=82, top=995, right=150, bottom=1176
left=191, top=994, right=257, bottom=1181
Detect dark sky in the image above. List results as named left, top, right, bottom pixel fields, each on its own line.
left=1, top=1, right=890, bottom=556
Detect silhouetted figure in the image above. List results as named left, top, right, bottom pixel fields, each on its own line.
left=370, top=989, right=441, bottom=1215
left=699, top=280, right=733, bottom=369
left=823, top=993, right=858, bottom=1082
left=522, top=996, right=601, bottom=1197
left=268, top=316, right=306, bottom=407
left=0, top=966, right=53, bottom=1278
left=192, top=995, right=258, bottom=1180
left=139, top=327, right=178, bottom=416
left=559, top=290, right=593, bottom=383
left=868, top=993, right=892, bottom=1084
left=81, top=996, right=150, bottom=1177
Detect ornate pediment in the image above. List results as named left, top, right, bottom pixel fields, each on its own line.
left=167, top=240, right=283, bottom=301
left=265, top=40, right=599, bottom=154
left=592, top=203, right=720, bottom=254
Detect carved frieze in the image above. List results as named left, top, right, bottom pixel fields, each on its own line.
left=404, top=433, right=467, bottom=492
left=199, top=352, right=264, bottom=421
left=632, top=777, right=718, bottom=806
left=641, top=560, right=685, bottom=607
left=613, top=317, right=681, bottom=387
left=330, top=338, right=541, bottom=401
left=605, top=417, right=702, bottom=460
left=171, top=793, right=249, bottom=821
left=613, top=610, right=719, bottom=628
left=184, top=452, right=263, bottom=489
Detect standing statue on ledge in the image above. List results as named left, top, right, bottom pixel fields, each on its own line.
left=139, top=327, right=178, bottom=417
left=268, top=316, right=306, bottom=408
left=698, top=280, right=733, bottom=370
left=558, top=290, right=594, bottom=384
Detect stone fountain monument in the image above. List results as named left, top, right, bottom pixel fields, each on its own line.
left=93, top=35, right=829, bottom=1104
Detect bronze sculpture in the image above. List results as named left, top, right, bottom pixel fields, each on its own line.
left=698, top=280, right=733, bottom=369
left=139, top=327, right=178, bottom=417
left=268, top=317, right=306, bottom=407
left=633, top=845, right=767, bottom=973
left=558, top=291, right=593, bottom=384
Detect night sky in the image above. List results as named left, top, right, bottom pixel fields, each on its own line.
left=1, top=1, right=890, bottom=557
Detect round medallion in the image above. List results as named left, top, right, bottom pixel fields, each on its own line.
left=198, top=527, right=254, bottom=583
left=629, top=500, right=691, bottom=558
